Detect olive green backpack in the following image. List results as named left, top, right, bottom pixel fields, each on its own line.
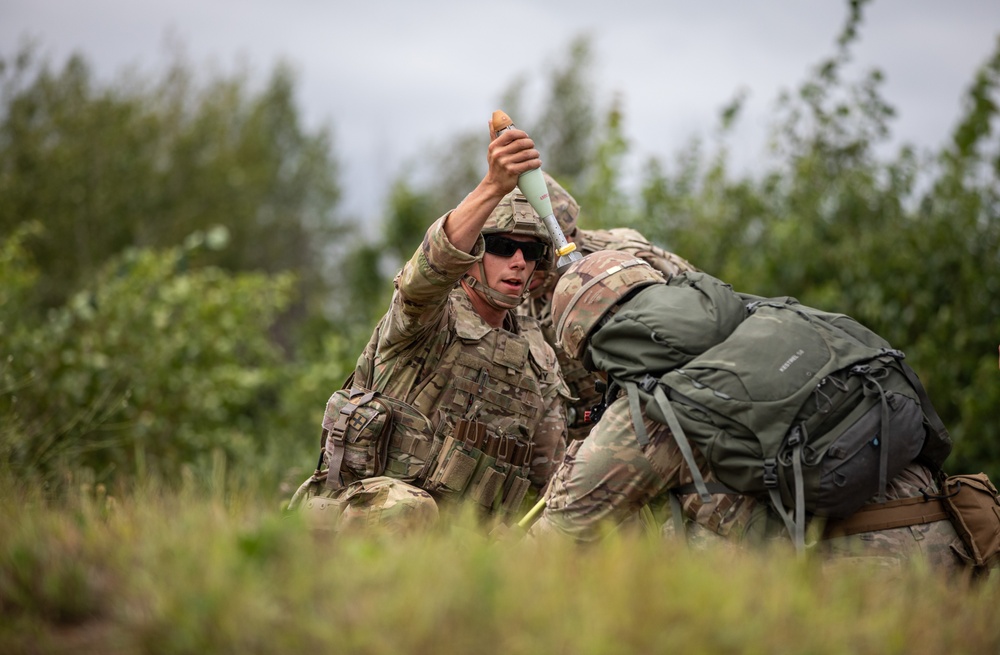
left=591, top=272, right=952, bottom=549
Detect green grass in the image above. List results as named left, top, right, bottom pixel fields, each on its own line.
left=1, top=475, right=997, bottom=655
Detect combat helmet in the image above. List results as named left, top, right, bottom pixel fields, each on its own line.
left=464, top=189, right=551, bottom=310
left=480, top=189, right=550, bottom=242
left=551, top=250, right=665, bottom=359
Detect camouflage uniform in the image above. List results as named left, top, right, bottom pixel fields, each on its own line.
left=300, top=209, right=570, bottom=531
left=531, top=250, right=969, bottom=574
left=359, top=214, right=568, bottom=486
left=816, top=464, right=967, bottom=570
left=530, top=395, right=758, bottom=543
left=516, top=175, right=737, bottom=548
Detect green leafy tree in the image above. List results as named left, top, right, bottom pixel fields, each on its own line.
left=910, top=39, right=1000, bottom=474
left=337, top=180, right=442, bottom=334
left=0, top=46, right=344, bottom=331
left=533, top=35, right=599, bottom=184
left=0, top=229, right=302, bottom=485
left=578, top=95, right=632, bottom=229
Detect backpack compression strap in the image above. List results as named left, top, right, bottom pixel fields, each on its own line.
left=769, top=363, right=898, bottom=552
left=641, top=383, right=714, bottom=504
left=767, top=425, right=808, bottom=551
left=855, top=364, right=893, bottom=504
left=900, top=362, right=952, bottom=468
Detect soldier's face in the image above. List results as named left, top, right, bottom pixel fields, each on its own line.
left=472, top=234, right=541, bottom=296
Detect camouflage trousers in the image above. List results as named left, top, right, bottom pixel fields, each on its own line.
left=288, top=474, right=439, bottom=535
left=530, top=396, right=756, bottom=543
left=530, top=397, right=971, bottom=575
left=815, top=463, right=969, bottom=575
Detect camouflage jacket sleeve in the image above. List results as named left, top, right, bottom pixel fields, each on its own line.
left=378, top=213, right=485, bottom=358
left=641, top=245, right=698, bottom=278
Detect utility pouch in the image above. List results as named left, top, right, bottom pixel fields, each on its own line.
left=424, top=419, right=486, bottom=496
left=468, top=434, right=516, bottom=510
left=939, top=473, right=1000, bottom=568
left=499, top=440, right=533, bottom=517
left=321, top=387, right=432, bottom=491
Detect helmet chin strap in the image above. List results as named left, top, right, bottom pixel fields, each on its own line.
left=462, top=260, right=527, bottom=310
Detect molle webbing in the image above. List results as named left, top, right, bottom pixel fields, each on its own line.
left=390, top=430, right=435, bottom=462
left=823, top=496, right=949, bottom=538
left=452, top=352, right=540, bottom=414
left=323, top=390, right=380, bottom=492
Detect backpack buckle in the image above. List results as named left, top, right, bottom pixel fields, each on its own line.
left=787, top=425, right=803, bottom=447
left=763, top=458, right=779, bottom=487
left=639, top=374, right=658, bottom=393
left=850, top=364, right=871, bottom=376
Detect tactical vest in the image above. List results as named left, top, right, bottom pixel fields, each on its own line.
left=354, top=289, right=553, bottom=513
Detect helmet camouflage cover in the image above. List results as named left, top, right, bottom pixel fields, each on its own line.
left=551, top=250, right=666, bottom=359
left=482, top=189, right=550, bottom=243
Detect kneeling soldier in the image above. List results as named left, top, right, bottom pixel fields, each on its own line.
left=289, top=120, right=570, bottom=533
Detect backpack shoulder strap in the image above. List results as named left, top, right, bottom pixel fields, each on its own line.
left=644, top=382, right=714, bottom=504
left=622, top=379, right=652, bottom=447
left=616, top=374, right=715, bottom=504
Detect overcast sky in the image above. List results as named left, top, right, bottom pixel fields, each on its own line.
left=3, top=1, right=998, bottom=225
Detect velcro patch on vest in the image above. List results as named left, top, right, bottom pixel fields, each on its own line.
left=495, top=332, right=528, bottom=370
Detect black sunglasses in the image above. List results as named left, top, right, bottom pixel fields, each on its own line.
left=483, top=234, right=548, bottom=262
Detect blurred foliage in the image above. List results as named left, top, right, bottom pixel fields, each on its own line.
left=0, top=482, right=997, bottom=654
left=0, top=45, right=346, bottom=349
left=2, top=227, right=297, bottom=483
left=1, top=0, right=999, bottom=491
left=0, top=45, right=357, bottom=489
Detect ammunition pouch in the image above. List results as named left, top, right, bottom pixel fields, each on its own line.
left=286, top=470, right=349, bottom=528
left=286, top=472, right=439, bottom=534
left=423, top=418, right=533, bottom=518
